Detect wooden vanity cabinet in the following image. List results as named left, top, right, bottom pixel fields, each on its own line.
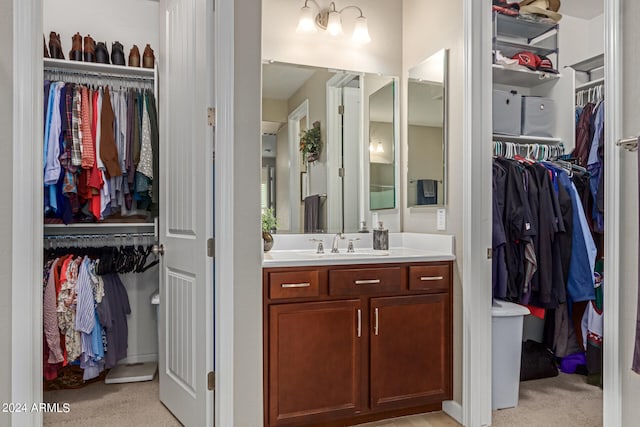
left=263, top=261, right=453, bottom=427
left=268, top=299, right=363, bottom=426
left=369, top=293, right=451, bottom=412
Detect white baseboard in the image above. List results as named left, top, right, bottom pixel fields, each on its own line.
left=118, top=353, right=158, bottom=365
left=443, top=400, right=463, bottom=425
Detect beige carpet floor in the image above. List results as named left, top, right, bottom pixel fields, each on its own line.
left=492, top=373, right=603, bottom=427
left=43, top=373, right=602, bottom=427
left=43, top=377, right=181, bottom=427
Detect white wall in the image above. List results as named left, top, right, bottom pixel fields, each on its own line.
left=0, top=2, right=13, bottom=425
left=559, top=13, right=604, bottom=71
left=44, top=0, right=159, bottom=63
left=401, top=0, right=464, bottom=404
left=288, top=70, right=331, bottom=213
left=262, top=0, right=402, bottom=76
left=407, top=125, right=444, bottom=206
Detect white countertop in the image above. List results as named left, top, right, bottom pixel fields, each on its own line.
left=263, top=233, right=455, bottom=268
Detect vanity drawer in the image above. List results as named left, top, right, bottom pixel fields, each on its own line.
left=408, top=264, right=450, bottom=292
left=269, top=270, right=321, bottom=299
left=329, top=267, right=401, bottom=296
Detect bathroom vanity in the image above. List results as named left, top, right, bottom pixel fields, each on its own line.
left=262, top=234, right=455, bottom=426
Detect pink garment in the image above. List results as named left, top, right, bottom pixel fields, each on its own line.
left=44, top=259, right=64, bottom=364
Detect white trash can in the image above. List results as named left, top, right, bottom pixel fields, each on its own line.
left=491, top=300, right=530, bottom=410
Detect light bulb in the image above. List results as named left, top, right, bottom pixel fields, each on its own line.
left=369, top=143, right=375, bottom=152
left=352, top=16, right=371, bottom=44
left=326, top=10, right=343, bottom=36
left=297, top=5, right=317, bottom=33
left=376, top=142, right=384, bottom=153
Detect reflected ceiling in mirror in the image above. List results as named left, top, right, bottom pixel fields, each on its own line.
left=407, top=49, right=448, bottom=207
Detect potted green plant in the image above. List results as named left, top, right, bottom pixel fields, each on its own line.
left=299, top=121, right=322, bottom=163
left=261, top=208, right=278, bottom=252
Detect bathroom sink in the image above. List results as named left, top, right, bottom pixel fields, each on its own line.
left=294, top=249, right=389, bottom=257
left=263, top=232, right=456, bottom=267
left=339, top=250, right=389, bottom=256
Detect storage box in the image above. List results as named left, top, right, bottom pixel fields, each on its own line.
left=493, top=89, right=522, bottom=136
left=521, top=96, right=556, bottom=137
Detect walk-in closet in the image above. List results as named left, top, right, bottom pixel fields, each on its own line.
left=491, top=1, right=605, bottom=424
left=39, top=1, right=203, bottom=425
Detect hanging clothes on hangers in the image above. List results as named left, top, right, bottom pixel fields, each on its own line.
left=42, top=236, right=158, bottom=383
left=42, top=76, right=158, bottom=225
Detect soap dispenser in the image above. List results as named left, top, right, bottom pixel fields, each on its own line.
left=373, top=221, right=389, bottom=250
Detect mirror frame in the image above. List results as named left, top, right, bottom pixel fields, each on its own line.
left=406, top=49, right=449, bottom=208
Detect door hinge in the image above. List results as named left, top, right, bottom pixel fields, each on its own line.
left=338, top=105, right=344, bottom=115
left=207, top=238, right=215, bottom=258
left=207, top=371, right=215, bottom=391
left=208, top=107, right=215, bottom=127
left=487, top=248, right=493, bottom=259
left=338, top=167, right=345, bottom=177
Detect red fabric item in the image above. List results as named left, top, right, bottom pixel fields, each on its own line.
left=512, top=51, right=541, bottom=70
left=89, top=90, right=103, bottom=219
left=527, top=305, right=546, bottom=319
left=80, top=87, right=95, bottom=169
left=493, top=5, right=519, bottom=16
left=43, top=335, right=62, bottom=381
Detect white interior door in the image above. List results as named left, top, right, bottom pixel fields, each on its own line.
left=159, top=0, right=214, bottom=426
left=342, top=86, right=362, bottom=233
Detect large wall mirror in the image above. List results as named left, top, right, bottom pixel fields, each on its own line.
left=261, top=62, right=397, bottom=234
left=369, top=80, right=396, bottom=210
left=407, top=49, right=448, bottom=207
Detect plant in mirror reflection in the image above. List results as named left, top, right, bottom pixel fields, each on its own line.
left=262, top=208, right=279, bottom=233
left=299, top=120, right=322, bottom=163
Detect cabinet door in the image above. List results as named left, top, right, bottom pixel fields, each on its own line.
left=269, top=300, right=363, bottom=426
left=370, top=294, right=451, bottom=412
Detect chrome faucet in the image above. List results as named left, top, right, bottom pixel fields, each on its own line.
left=331, top=233, right=345, bottom=253
left=309, top=238, right=324, bottom=254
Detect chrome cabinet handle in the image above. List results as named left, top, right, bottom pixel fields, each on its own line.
left=281, top=283, right=311, bottom=288
left=374, top=307, right=379, bottom=336
left=420, top=276, right=444, bottom=281
left=357, top=309, right=362, bottom=338
left=355, top=279, right=381, bottom=285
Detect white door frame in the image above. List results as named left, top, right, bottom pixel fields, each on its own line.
left=602, top=0, right=622, bottom=425
left=11, top=1, right=44, bottom=426
left=461, top=0, right=493, bottom=425
left=326, top=72, right=360, bottom=233
left=288, top=100, right=309, bottom=232
left=463, top=0, right=622, bottom=426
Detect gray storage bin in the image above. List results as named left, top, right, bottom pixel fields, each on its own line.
left=521, top=96, right=555, bottom=137
left=493, top=89, right=522, bottom=136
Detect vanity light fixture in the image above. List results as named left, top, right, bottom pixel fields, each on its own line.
left=296, top=0, right=371, bottom=44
